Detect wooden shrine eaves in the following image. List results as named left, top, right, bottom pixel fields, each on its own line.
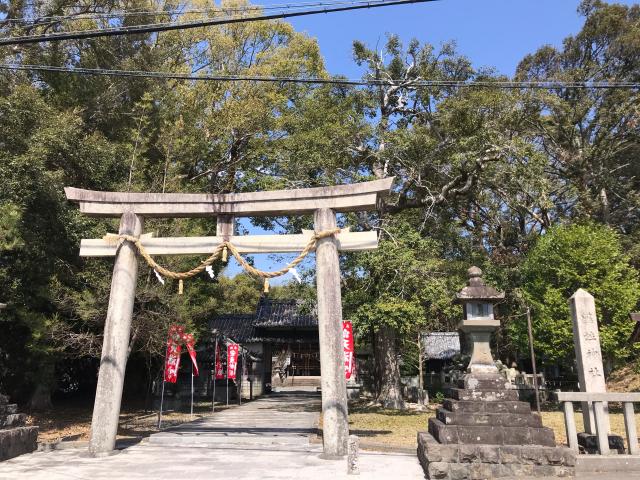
left=64, top=178, right=394, bottom=218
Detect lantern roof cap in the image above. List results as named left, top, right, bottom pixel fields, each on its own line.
left=456, top=266, right=505, bottom=302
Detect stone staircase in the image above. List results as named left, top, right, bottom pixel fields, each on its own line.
left=274, top=376, right=321, bottom=388
left=0, top=394, right=37, bottom=461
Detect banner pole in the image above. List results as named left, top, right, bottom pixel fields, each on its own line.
left=239, top=350, right=242, bottom=406
left=212, top=336, right=218, bottom=413
left=226, top=342, right=229, bottom=407
left=190, top=361, right=194, bottom=418
left=158, top=361, right=167, bottom=429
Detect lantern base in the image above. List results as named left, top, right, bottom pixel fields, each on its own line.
left=458, top=372, right=514, bottom=391
left=417, top=373, right=575, bottom=479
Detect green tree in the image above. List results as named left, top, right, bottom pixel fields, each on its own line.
left=516, top=0, right=640, bottom=234
left=511, top=223, right=640, bottom=366
left=344, top=214, right=465, bottom=407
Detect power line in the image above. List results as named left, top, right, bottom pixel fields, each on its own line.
left=0, top=0, right=381, bottom=24
left=2, top=63, right=639, bottom=89
left=0, top=0, right=438, bottom=46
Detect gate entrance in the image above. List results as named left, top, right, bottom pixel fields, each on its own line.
left=64, top=178, right=393, bottom=457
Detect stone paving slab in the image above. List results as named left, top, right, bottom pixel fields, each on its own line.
left=149, top=391, right=321, bottom=451
left=0, top=444, right=425, bottom=480
left=0, top=391, right=422, bottom=479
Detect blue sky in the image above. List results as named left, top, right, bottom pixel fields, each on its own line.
left=279, top=0, right=637, bottom=77
left=224, top=0, right=637, bottom=282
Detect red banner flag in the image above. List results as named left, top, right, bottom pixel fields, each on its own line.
left=342, top=321, right=356, bottom=380
left=227, top=344, right=239, bottom=380
left=164, top=341, right=182, bottom=383
left=185, top=333, right=199, bottom=377
left=215, top=343, right=225, bottom=379
left=163, top=324, right=199, bottom=383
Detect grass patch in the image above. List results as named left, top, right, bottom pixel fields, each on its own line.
left=26, top=400, right=237, bottom=443
left=348, top=402, right=640, bottom=450
left=348, top=402, right=432, bottom=448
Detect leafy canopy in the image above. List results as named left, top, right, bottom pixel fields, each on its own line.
left=510, top=223, right=640, bottom=363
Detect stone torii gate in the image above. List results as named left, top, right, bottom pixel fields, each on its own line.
left=64, top=178, right=393, bottom=457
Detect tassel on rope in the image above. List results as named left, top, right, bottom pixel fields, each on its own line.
left=154, top=269, right=165, bottom=285
left=263, top=278, right=270, bottom=293
left=178, top=279, right=184, bottom=295
left=222, top=245, right=228, bottom=263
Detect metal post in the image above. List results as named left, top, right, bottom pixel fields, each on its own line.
left=418, top=330, right=424, bottom=392
left=190, top=361, right=194, bottom=418
left=212, top=336, right=218, bottom=413
left=239, top=351, right=245, bottom=406
left=526, top=307, right=541, bottom=415
left=158, top=365, right=166, bottom=429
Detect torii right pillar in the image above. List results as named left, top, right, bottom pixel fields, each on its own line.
left=314, top=208, right=349, bottom=457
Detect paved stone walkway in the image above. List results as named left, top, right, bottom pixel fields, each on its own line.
left=149, top=390, right=321, bottom=451
left=0, top=391, right=424, bottom=480
left=6, top=391, right=635, bottom=479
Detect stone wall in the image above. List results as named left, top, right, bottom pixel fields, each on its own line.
left=0, top=394, right=38, bottom=462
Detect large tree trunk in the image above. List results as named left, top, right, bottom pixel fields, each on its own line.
left=29, top=360, right=54, bottom=411
left=375, top=326, right=405, bottom=409
left=29, top=383, right=52, bottom=411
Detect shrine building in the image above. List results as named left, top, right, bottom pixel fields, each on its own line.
left=208, top=296, right=321, bottom=399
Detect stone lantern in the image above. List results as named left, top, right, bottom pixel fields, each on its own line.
left=417, top=266, right=575, bottom=480
left=456, top=266, right=504, bottom=377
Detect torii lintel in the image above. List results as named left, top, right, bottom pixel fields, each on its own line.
left=64, top=178, right=394, bottom=218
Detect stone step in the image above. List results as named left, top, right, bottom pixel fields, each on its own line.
left=418, top=432, right=576, bottom=479
left=0, top=426, right=38, bottom=461
left=418, top=432, right=575, bottom=466
left=443, top=399, right=531, bottom=414
left=0, top=413, right=26, bottom=429
left=274, top=376, right=321, bottom=388
left=148, top=431, right=316, bottom=451
left=436, top=407, right=543, bottom=427
left=447, top=388, right=520, bottom=402
left=428, top=418, right=556, bottom=446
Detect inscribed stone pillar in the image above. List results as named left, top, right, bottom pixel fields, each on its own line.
left=569, top=289, right=609, bottom=435
left=314, top=208, right=348, bottom=457
left=89, top=212, right=143, bottom=455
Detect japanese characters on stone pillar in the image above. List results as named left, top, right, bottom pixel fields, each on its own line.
left=569, top=288, right=609, bottom=435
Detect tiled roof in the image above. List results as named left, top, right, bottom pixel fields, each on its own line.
left=208, top=297, right=318, bottom=344
left=422, top=332, right=461, bottom=360
left=254, top=298, right=317, bottom=328
left=209, top=314, right=256, bottom=343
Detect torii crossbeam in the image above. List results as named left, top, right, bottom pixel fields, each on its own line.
left=65, top=178, right=393, bottom=458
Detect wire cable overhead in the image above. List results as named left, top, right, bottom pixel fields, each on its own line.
left=0, top=0, right=438, bottom=46
left=1, top=64, right=639, bottom=90
left=0, top=0, right=390, bottom=24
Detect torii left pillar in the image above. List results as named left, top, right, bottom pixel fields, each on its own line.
left=89, top=211, right=143, bottom=455
left=315, top=208, right=348, bottom=457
